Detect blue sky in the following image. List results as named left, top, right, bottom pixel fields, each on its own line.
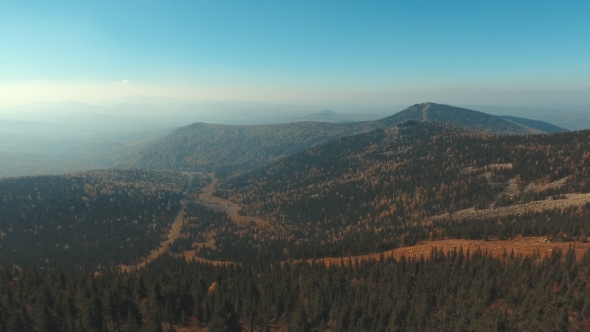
left=1, top=1, right=589, bottom=107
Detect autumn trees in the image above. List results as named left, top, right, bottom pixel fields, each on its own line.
left=0, top=170, right=188, bottom=268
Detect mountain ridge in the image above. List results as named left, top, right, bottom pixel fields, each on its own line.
left=213, top=121, right=590, bottom=260
left=126, top=102, right=562, bottom=173
left=377, top=102, right=542, bottom=134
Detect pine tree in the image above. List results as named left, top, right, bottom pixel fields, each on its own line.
left=124, top=311, right=138, bottom=332
left=582, top=298, right=590, bottom=319
left=144, top=315, right=163, bottom=332
left=180, top=309, right=188, bottom=326
left=7, top=313, right=27, bottom=332
left=33, top=304, right=55, bottom=332
left=288, top=302, right=309, bottom=332
left=208, top=298, right=241, bottom=332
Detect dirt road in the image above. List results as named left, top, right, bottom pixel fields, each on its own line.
left=199, top=173, right=268, bottom=227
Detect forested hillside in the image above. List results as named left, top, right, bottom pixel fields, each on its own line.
left=125, top=121, right=368, bottom=173
left=2, top=247, right=590, bottom=331
left=213, top=122, right=590, bottom=259
left=2, top=104, right=589, bottom=331
left=126, top=103, right=556, bottom=172
left=0, top=169, right=190, bottom=268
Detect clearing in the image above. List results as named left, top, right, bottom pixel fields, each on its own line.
left=429, top=193, right=590, bottom=223
left=199, top=173, right=268, bottom=227
left=119, top=174, right=228, bottom=271
left=181, top=250, right=234, bottom=266
left=120, top=197, right=189, bottom=272
left=121, top=173, right=267, bottom=271
left=300, top=237, right=590, bottom=266
left=422, top=103, right=430, bottom=121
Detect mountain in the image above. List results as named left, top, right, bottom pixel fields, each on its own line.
left=0, top=101, right=564, bottom=179
left=127, top=103, right=557, bottom=172
left=214, top=121, right=590, bottom=259
left=124, top=121, right=370, bottom=173
left=375, top=103, right=543, bottom=134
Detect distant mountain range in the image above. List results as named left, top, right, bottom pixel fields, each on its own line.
left=126, top=103, right=565, bottom=172
left=0, top=101, right=574, bottom=178
left=288, top=109, right=384, bottom=123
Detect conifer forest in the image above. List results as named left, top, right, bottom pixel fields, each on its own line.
left=2, top=104, right=590, bottom=331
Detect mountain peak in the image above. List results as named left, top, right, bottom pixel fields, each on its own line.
left=318, top=109, right=338, bottom=115
left=379, top=103, right=543, bottom=135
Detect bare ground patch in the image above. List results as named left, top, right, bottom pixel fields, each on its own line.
left=120, top=200, right=189, bottom=272
left=299, top=237, right=590, bottom=267
left=422, top=103, right=430, bottom=121
left=461, top=163, right=513, bottom=175
left=118, top=174, right=231, bottom=271
left=199, top=173, right=268, bottom=227
left=121, top=173, right=268, bottom=271
left=429, top=193, right=590, bottom=222
left=181, top=250, right=234, bottom=266
left=524, top=176, right=570, bottom=193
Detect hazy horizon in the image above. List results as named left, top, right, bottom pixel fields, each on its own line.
left=2, top=2, right=590, bottom=109
left=3, top=1, right=590, bottom=178
left=4, top=3, right=590, bottom=327
left=2, top=96, right=590, bottom=115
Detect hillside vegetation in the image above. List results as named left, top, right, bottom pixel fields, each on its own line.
left=126, top=103, right=554, bottom=172
left=125, top=121, right=367, bottom=173
left=0, top=169, right=190, bottom=268
left=213, top=122, right=590, bottom=259
left=4, top=103, right=590, bottom=331
left=4, top=246, right=590, bottom=331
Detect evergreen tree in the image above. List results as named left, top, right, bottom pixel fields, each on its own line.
left=7, top=313, right=27, bottom=332
left=288, top=302, right=309, bottom=332
left=208, top=298, right=241, bottom=332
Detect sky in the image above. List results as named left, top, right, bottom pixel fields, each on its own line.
left=1, top=1, right=590, bottom=108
